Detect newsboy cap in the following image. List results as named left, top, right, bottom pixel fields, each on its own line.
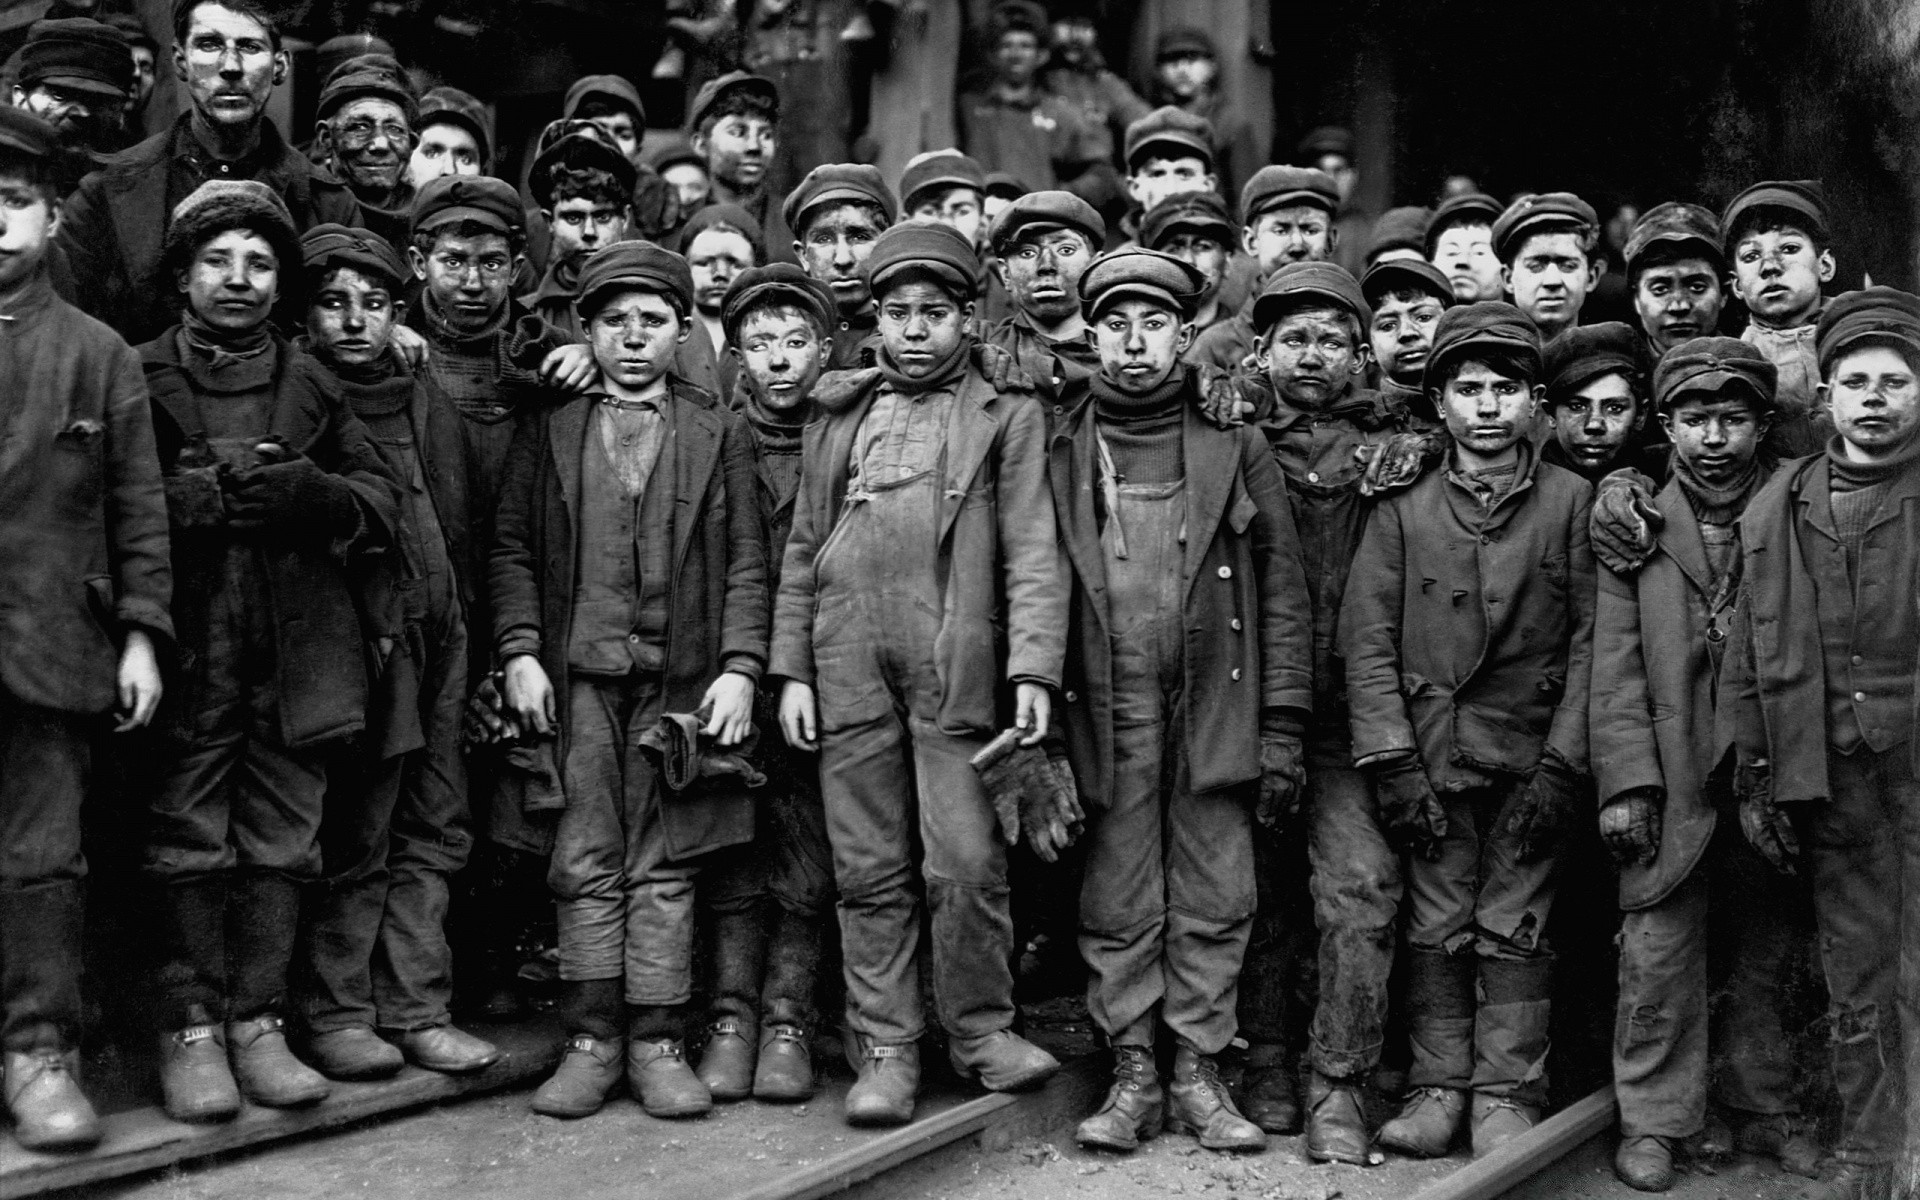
left=988, top=189, right=1105, bottom=253
left=1491, top=191, right=1597, bottom=261
left=1542, top=322, right=1643, bottom=403
left=783, top=162, right=897, bottom=236
left=0, top=106, right=61, bottom=160
left=1653, top=336, right=1777, bottom=412
left=410, top=174, right=522, bottom=237
left=302, top=223, right=409, bottom=290
left=20, top=17, right=131, bottom=100
left=1815, top=286, right=1920, bottom=373
left=1721, top=179, right=1828, bottom=246
left=1425, top=301, right=1543, bottom=389
left=721, top=262, right=837, bottom=343
left=1140, top=190, right=1234, bottom=252
left=675, top=201, right=766, bottom=264
left=988, top=0, right=1049, bottom=37
left=863, top=220, right=983, bottom=302
left=1360, top=257, right=1453, bottom=309
left=417, top=86, right=491, bottom=165
left=316, top=54, right=417, bottom=124
left=529, top=119, right=638, bottom=211
left=564, top=73, right=645, bottom=127
left=898, top=150, right=986, bottom=213
left=688, top=70, right=779, bottom=131
left=1155, top=26, right=1215, bottom=60
left=575, top=241, right=695, bottom=320
left=1123, top=106, right=1213, bottom=172
left=1251, top=260, right=1368, bottom=334
left=1625, top=202, right=1723, bottom=274
left=1080, top=248, right=1205, bottom=319
left=313, top=33, right=392, bottom=86
left=1365, top=205, right=1432, bottom=264
left=1425, top=191, right=1503, bottom=255
left=1240, top=165, right=1339, bottom=225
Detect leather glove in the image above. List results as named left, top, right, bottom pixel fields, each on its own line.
left=1370, top=756, right=1447, bottom=861
left=1356, top=430, right=1446, bottom=496
left=1735, top=758, right=1799, bottom=875
left=464, top=671, right=513, bottom=746
left=1599, top=787, right=1663, bottom=867
left=164, top=466, right=230, bottom=529
left=1503, top=758, right=1587, bottom=864
left=1591, top=468, right=1663, bottom=575
left=1026, top=745, right=1086, bottom=864
left=971, top=339, right=1028, bottom=393
left=1257, top=734, right=1306, bottom=829
left=224, top=452, right=359, bottom=538
left=1195, top=365, right=1252, bottom=429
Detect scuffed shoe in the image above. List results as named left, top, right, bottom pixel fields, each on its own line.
left=1735, top=1111, right=1824, bottom=1178
left=4, top=1050, right=102, bottom=1151
left=947, top=1029, right=1058, bottom=1093
left=530, top=1034, right=623, bottom=1118
left=1075, top=1046, right=1162, bottom=1153
left=752, top=1023, right=814, bottom=1103
left=307, top=1027, right=404, bottom=1081
left=1614, top=1134, right=1677, bottom=1192
left=158, top=1023, right=240, bottom=1123
left=1166, top=1047, right=1264, bottom=1152
left=695, top=1020, right=754, bottom=1102
left=1470, top=1094, right=1540, bottom=1159
left=1796, top=1161, right=1893, bottom=1200
left=227, top=1015, right=329, bottom=1108
left=1305, top=1070, right=1373, bottom=1165
left=627, top=1038, right=711, bottom=1119
left=1238, top=1054, right=1300, bottom=1134
left=395, top=1025, right=500, bottom=1074
left=844, top=1040, right=918, bottom=1127
left=1684, top=1108, right=1734, bottom=1161
left=1377, top=1086, right=1467, bottom=1158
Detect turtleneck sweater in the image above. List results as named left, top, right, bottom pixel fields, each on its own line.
left=1091, top=369, right=1187, bottom=485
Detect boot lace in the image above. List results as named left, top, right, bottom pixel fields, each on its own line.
left=1112, top=1048, right=1154, bottom=1091
left=1186, top=1055, right=1227, bottom=1101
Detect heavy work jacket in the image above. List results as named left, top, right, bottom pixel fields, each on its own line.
left=489, top=378, right=770, bottom=856
left=0, top=267, right=173, bottom=715
left=1592, top=474, right=1758, bottom=909
left=768, top=362, right=1068, bottom=735
left=1342, top=442, right=1596, bottom=787
left=1049, top=380, right=1312, bottom=807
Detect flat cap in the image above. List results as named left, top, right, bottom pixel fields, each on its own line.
left=103, top=12, right=155, bottom=49
left=564, top=73, right=644, bottom=127
left=644, top=131, right=703, bottom=175
left=1425, top=191, right=1503, bottom=254
left=0, top=105, right=61, bottom=160
left=1296, top=125, right=1353, bottom=162
left=1722, top=179, right=1828, bottom=244
left=863, top=220, right=983, bottom=302
left=783, top=162, right=897, bottom=235
left=1360, top=258, right=1453, bottom=308
left=1815, top=286, right=1920, bottom=373
left=314, top=33, right=393, bottom=85
left=1080, top=248, right=1205, bottom=319
left=984, top=171, right=1030, bottom=201
left=988, top=189, right=1104, bottom=252
left=417, top=86, right=490, bottom=164
left=1155, top=26, right=1215, bottom=60
left=1491, top=191, right=1597, bottom=261
left=20, top=17, right=131, bottom=99
left=1625, top=201, right=1723, bottom=273
left=302, top=222, right=409, bottom=289
left=1653, top=335, right=1777, bottom=412
left=529, top=118, right=638, bottom=211
left=899, top=150, right=986, bottom=212
left=676, top=201, right=767, bottom=264
left=688, top=70, right=778, bottom=130
left=1366, top=205, right=1432, bottom=263
left=317, top=54, right=417, bottom=123
left=988, top=0, right=1049, bottom=36
left=1543, top=322, right=1643, bottom=402
left=1425, top=301, right=1543, bottom=388
left=1124, top=106, right=1213, bottom=171
left=163, top=179, right=299, bottom=279
left=1140, top=190, right=1234, bottom=251
left=1240, top=165, right=1339, bottom=224
left=721, top=261, right=838, bottom=343
left=575, top=241, right=695, bottom=320
left=1251, top=260, right=1368, bottom=333
left=410, top=173, right=522, bottom=236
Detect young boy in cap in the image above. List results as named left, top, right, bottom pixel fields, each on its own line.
left=1362, top=256, right=1454, bottom=419
left=959, top=2, right=1108, bottom=206
left=294, top=223, right=501, bottom=1082
left=900, top=150, right=990, bottom=251
left=1592, top=336, right=1819, bottom=1192
left=1040, top=5, right=1150, bottom=186
left=405, top=86, right=487, bottom=191
left=491, top=241, right=769, bottom=1121
left=771, top=220, right=1067, bottom=1127
left=1118, top=106, right=1218, bottom=248
left=562, top=73, right=677, bottom=243
left=1723, top=181, right=1836, bottom=449
left=11, top=16, right=133, bottom=157
left=783, top=162, right=897, bottom=371
left=1141, top=190, right=1237, bottom=336
left=1363, top=207, right=1434, bottom=270
left=1341, top=300, right=1595, bottom=1161
left=1149, top=27, right=1250, bottom=202
left=1187, top=165, right=1342, bottom=373
left=521, top=120, right=637, bottom=343
left=682, top=203, right=765, bottom=361
left=1723, top=287, right=1920, bottom=1200
left=1428, top=191, right=1506, bottom=304
left=1625, top=202, right=1727, bottom=360
left=1492, top=192, right=1602, bottom=340
left=689, top=71, right=794, bottom=263
left=0, top=107, right=169, bottom=1152
left=139, top=179, right=401, bottom=1123
left=1539, top=323, right=1668, bottom=485
left=1052, top=247, right=1311, bottom=1155
left=984, top=189, right=1107, bottom=399
left=310, top=55, right=416, bottom=248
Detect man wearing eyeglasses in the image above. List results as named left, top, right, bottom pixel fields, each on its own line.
left=311, top=54, right=416, bottom=253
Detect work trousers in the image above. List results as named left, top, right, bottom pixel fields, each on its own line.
left=1304, top=751, right=1402, bottom=1079
left=1408, top=781, right=1557, bottom=960
left=0, top=690, right=90, bottom=1052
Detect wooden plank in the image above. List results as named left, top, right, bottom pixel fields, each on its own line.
left=1405, top=1086, right=1618, bottom=1200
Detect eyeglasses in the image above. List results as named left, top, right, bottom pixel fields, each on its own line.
left=335, top=118, right=412, bottom=149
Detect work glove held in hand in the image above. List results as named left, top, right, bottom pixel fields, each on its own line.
left=1599, top=787, right=1663, bottom=866
left=225, top=454, right=357, bottom=538
left=1257, top=734, right=1306, bottom=829
left=1356, top=430, right=1446, bottom=496
left=1735, top=759, right=1799, bottom=874
left=1504, top=759, right=1586, bottom=863
left=1371, top=757, right=1447, bottom=861
left=1591, top=469, right=1662, bottom=575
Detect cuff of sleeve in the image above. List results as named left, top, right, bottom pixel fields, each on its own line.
left=1357, top=749, right=1419, bottom=773
left=498, top=628, right=542, bottom=661
left=1260, top=706, right=1309, bottom=741
left=721, top=654, right=764, bottom=683
left=114, top=597, right=175, bottom=644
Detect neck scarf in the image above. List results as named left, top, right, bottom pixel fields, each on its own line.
left=1672, top=451, right=1762, bottom=525
left=739, top=379, right=809, bottom=453
left=180, top=305, right=273, bottom=367
left=1827, top=429, right=1920, bottom=491
left=422, top=286, right=509, bottom=348
left=876, top=337, right=971, bottom=395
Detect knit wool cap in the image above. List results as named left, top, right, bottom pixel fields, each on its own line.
left=1624, top=201, right=1723, bottom=274
left=302, top=223, right=409, bottom=290
left=1491, top=191, right=1597, bottom=261
left=1140, top=190, right=1234, bottom=251
left=1123, top=106, right=1213, bottom=172
left=417, top=86, right=490, bottom=165
left=1079, top=248, right=1205, bottom=320
left=313, top=33, right=392, bottom=85
left=676, top=201, right=767, bottom=264
left=1365, top=205, right=1432, bottom=262
left=1814, top=286, right=1920, bottom=373
left=1653, top=335, right=1778, bottom=413
left=720, top=262, right=837, bottom=343
left=988, top=189, right=1105, bottom=253
left=782, top=163, right=897, bottom=237
left=575, top=241, right=695, bottom=321
left=163, top=180, right=300, bottom=279
left=564, top=73, right=645, bottom=128
left=1155, top=26, right=1215, bottom=60
left=1722, top=179, right=1828, bottom=246
left=863, top=220, right=983, bottom=303
left=529, top=119, right=638, bottom=211
left=1240, top=165, right=1339, bottom=224
left=899, top=150, right=986, bottom=212
left=1542, top=322, right=1643, bottom=404
left=688, top=70, right=779, bottom=131
left=1360, top=257, right=1453, bottom=309
left=410, top=173, right=522, bottom=236
left=1424, top=300, right=1543, bottom=389
left=1251, top=260, right=1368, bottom=334
left=0, top=105, right=60, bottom=160
left=19, top=17, right=131, bottom=99
left=1425, top=191, right=1502, bottom=255
left=317, top=53, right=416, bottom=123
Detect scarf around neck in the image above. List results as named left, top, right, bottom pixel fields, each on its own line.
left=1090, top=367, right=1187, bottom=423
left=1672, top=451, right=1763, bottom=525
left=876, top=336, right=970, bottom=395
left=180, top=305, right=273, bottom=367
left=422, top=286, right=509, bottom=348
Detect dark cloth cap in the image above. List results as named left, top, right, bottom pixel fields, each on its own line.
left=864, top=220, right=983, bottom=302
left=1296, top=125, right=1353, bottom=162
left=1625, top=201, right=1723, bottom=273
left=1425, top=191, right=1502, bottom=254
left=1140, top=190, right=1234, bottom=252
left=983, top=171, right=1029, bottom=200
left=1722, top=179, right=1829, bottom=245
left=575, top=241, right=695, bottom=320
left=1124, top=105, right=1213, bottom=172
left=988, top=188, right=1104, bottom=252
left=564, top=73, right=645, bottom=128
left=1543, top=321, right=1643, bottom=402
left=1155, top=26, right=1215, bottom=60
left=417, top=85, right=490, bottom=164
left=1815, top=286, right=1920, bottom=373
left=104, top=13, right=155, bottom=49
left=1365, top=206, right=1432, bottom=263
left=1251, top=260, right=1368, bottom=333
left=0, top=105, right=61, bottom=160
left=317, top=55, right=417, bottom=124
left=410, top=173, right=522, bottom=237
left=1653, top=335, right=1777, bottom=412
left=1080, top=247, right=1205, bottom=319
left=1240, top=165, right=1339, bottom=224
left=688, top=70, right=779, bottom=131
left=643, top=130, right=703, bottom=174
left=314, top=33, right=393, bottom=85
left=676, top=201, right=767, bottom=264
left=783, top=162, right=897, bottom=235
left=530, top=119, right=638, bottom=211
left=1491, top=191, right=1597, bottom=261
left=21, top=18, right=132, bottom=99
left=1360, top=258, right=1453, bottom=308
left=1425, top=301, right=1543, bottom=389
left=163, top=179, right=300, bottom=280
left=302, top=222, right=409, bottom=290
left=988, top=0, right=1049, bottom=36
left=899, top=150, right=986, bottom=212
left=721, top=261, right=837, bottom=343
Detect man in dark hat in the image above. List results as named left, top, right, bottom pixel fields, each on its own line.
left=1626, top=202, right=1727, bottom=360
left=689, top=71, right=794, bottom=265
left=1723, top=180, right=1836, bottom=438
left=1141, top=190, right=1236, bottom=335
left=56, top=0, right=362, bottom=342
left=1491, top=192, right=1602, bottom=341
left=984, top=189, right=1106, bottom=400
left=310, top=54, right=417, bottom=248
left=960, top=2, right=1111, bottom=209
left=103, top=12, right=157, bottom=123
left=1362, top=255, right=1453, bottom=417
left=1186, top=165, right=1341, bottom=372
left=770, top=221, right=1067, bottom=1128
left=1592, top=337, right=1819, bottom=1193
left=1428, top=191, right=1505, bottom=304
left=1149, top=26, right=1251, bottom=202
left=405, top=86, right=487, bottom=192
left=493, top=242, right=769, bottom=1123
left=11, top=17, right=131, bottom=155
left=0, top=106, right=169, bottom=1153
left=1040, top=4, right=1150, bottom=187
left=783, top=162, right=897, bottom=370
left=1342, top=301, right=1594, bottom=1162
left=1539, top=323, right=1667, bottom=486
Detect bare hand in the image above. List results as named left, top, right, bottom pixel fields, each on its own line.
left=540, top=344, right=599, bottom=392
left=390, top=324, right=429, bottom=370
left=1014, top=682, right=1051, bottom=746
left=502, top=654, right=556, bottom=738
left=464, top=673, right=512, bottom=745
left=778, top=680, right=818, bottom=751
left=114, top=629, right=162, bottom=732
left=701, top=671, right=756, bottom=746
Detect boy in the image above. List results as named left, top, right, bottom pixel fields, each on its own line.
left=1187, top=166, right=1342, bottom=372
left=521, top=120, right=638, bottom=344
left=1427, top=191, right=1505, bottom=304
left=1119, top=106, right=1218, bottom=247
left=1362, top=255, right=1453, bottom=417
left=688, top=71, right=795, bottom=264
left=771, top=221, right=1067, bottom=1127
left=1592, top=337, right=1817, bottom=1192
left=1492, top=192, right=1602, bottom=340
left=1148, top=26, right=1251, bottom=202
left=492, top=243, right=769, bottom=1120
left=984, top=190, right=1106, bottom=398
left=0, top=108, right=169, bottom=1151
left=899, top=149, right=989, bottom=251
left=1141, top=190, right=1237, bottom=337
left=1054, top=249, right=1311, bottom=1155
left=783, top=162, right=896, bottom=371
left=1341, top=301, right=1595, bottom=1160
left=405, top=86, right=487, bottom=190
left=1540, top=322, right=1668, bottom=485
left=1625, top=203, right=1726, bottom=359
left=1724, top=180, right=1835, bottom=452
left=959, top=2, right=1109, bottom=205
left=682, top=203, right=764, bottom=359
left=562, top=73, right=677, bottom=243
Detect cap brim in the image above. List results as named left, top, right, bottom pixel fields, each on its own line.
left=1626, top=232, right=1722, bottom=270
left=1658, top=368, right=1768, bottom=408
left=34, top=73, right=127, bottom=99
left=1253, top=285, right=1364, bottom=330
left=1127, top=134, right=1212, bottom=170
left=1147, top=217, right=1234, bottom=248
left=420, top=110, right=491, bottom=160
left=1087, top=281, right=1188, bottom=318
left=795, top=185, right=886, bottom=223
left=416, top=205, right=511, bottom=233
left=1249, top=190, right=1336, bottom=218
left=1551, top=354, right=1640, bottom=397
left=903, top=175, right=983, bottom=210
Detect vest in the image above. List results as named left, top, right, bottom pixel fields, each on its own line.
left=567, top=414, right=675, bottom=675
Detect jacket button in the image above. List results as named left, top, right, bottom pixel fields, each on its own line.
left=1855, top=691, right=1867, bottom=702
left=1064, top=690, right=1078, bottom=702
left=1230, top=618, right=1243, bottom=631
left=1853, top=654, right=1864, bottom=665
left=629, top=634, right=640, bottom=643
left=1217, top=566, right=1232, bottom=579
left=1307, top=471, right=1320, bottom=483
left=1480, top=535, right=1491, bottom=544
left=1230, top=669, right=1242, bottom=681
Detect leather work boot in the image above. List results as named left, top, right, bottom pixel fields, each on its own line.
left=159, top=1022, right=241, bottom=1123
left=395, top=1025, right=501, bottom=1074
left=752, top=1023, right=814, bottom=1102
left=627, top=1038, right=712, bottom=1118
left=1614, top=1134, right=1677, bottom=1192
left=1238, top=1043, right=1300, bottom=1134
left=844, top=1040, right=919, bottom=1127
left=1734, top=1111, right=1823, bottom=1178
left=227, top=1015, right=329, bottom=1108
left=1166, top=1046, right=1265, bottom=1152
left=1074, top=1046, right=1163, bottom=1153
left=1305, top=1070, right=1373, bottom=1165
left=695, top=1019, right=755, bottom=1102
left=530, top=1035, right=623, bottom=1118
left=1796, top=1161, right=1892, bottom=1200
left=948, top=1029, right=1059, bottom=1093
left=307, top=1027, right=404, bottom=1081
left=1376, top=1085, right=1468, bottom=1157
left=1471, top=1093, right=1541, bottom=1159
left=1684, top=1108, right=1734, bottom=1161
left=4, top=1049, right=102, bottom=1151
